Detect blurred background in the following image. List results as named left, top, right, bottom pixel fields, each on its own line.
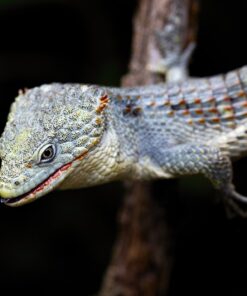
left=1, top=0, right=247, bottom=295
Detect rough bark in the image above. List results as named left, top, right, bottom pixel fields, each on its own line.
left=99, top=0, right=198, bottom=295
left=122, top=0, right=198, bottom=86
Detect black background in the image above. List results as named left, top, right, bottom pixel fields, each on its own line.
left=1, top=0, right=247, bottom=295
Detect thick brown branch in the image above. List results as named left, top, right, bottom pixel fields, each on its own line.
left=99, top=182, right=171, bottom=296
left=99, top=0, right=198, bottom=295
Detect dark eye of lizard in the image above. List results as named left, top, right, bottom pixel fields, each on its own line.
left=40, top=145, right=56, bottom=163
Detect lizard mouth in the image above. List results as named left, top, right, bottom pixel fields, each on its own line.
left=1, top=162, right=73, bottom=207
left=0, top=150, right=89, bottom=207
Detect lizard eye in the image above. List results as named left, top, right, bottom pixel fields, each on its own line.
left=39, top=144, right=56, bottom=163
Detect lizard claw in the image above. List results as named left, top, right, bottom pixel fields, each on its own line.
left=224, top=184, right=247, bottom=204
left=222, top=185, right=247, bottom=218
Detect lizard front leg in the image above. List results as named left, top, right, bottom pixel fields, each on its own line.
left=160, top=143, right=247, bottom=212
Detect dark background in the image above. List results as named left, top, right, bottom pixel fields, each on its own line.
left=0, top=0, right=247, bottom=295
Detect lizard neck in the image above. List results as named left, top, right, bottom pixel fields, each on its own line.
left=105, top=86, right=174, bottom=180
left=58, top=114, right=134, bottom=190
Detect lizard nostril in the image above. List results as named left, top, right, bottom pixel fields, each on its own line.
left=14, top=181, right=20, bottom=186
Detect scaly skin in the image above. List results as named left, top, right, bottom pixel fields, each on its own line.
left=1, top=66, right=247, bottom=209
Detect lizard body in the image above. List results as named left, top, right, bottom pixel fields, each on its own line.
left=1, top=66, right=247, bottom=208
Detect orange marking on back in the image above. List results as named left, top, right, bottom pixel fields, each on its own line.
left=96, top=95, right=109, bottom=113
left=96, top=103, right=107, bottom=113
left=182, top=110, right=190, bottom=116
left=178, top=99, right=186, bottom=105
left=187, top=119, right=193, bottom=125
left=238, top=91, right=246, bottom=97
left=208, top=108, right=218, bottom=113
left=100, top=94, right=109, bottom=103
left=194, top=98, right=201, bottom=104
left=241, top=101, right=247, bottom=108
left=197, top=118, right=206, bottom=124
left=167, top=110, right=174, bottom=116
left=211, top=117, right=220, bottom=123
left=195, top=109, right=203, bottom=115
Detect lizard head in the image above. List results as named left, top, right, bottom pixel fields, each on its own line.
left=0, top=84, right=107, bottom=206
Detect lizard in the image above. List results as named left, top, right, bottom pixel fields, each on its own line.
left=1, top=66, right=247, bottom=215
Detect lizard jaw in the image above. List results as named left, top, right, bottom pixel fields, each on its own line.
left=1, top=162, right=73, bottom=207
left=0, top=150, right=89, bottom=207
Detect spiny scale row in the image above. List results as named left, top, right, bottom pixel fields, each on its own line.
left=111, top=67, right=247, bottom=129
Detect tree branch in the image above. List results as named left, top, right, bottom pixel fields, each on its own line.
left=99, top=0, right=198, bottom=295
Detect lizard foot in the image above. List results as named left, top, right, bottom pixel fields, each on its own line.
left=147, top=42, right=196, bottom=82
